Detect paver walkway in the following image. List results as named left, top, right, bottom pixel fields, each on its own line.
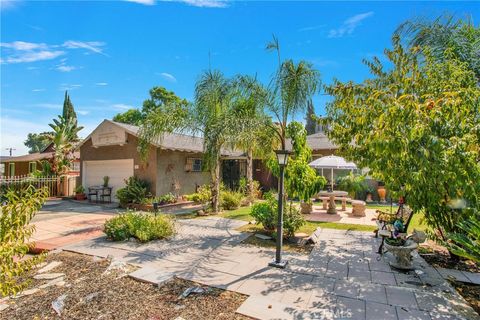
left=62, top=217, right=479, bottom=320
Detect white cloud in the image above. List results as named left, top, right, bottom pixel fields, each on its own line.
left=62, top=41, right=106, bottom=55
left=77, top=110, right=89, bottom=116
left=158, top=72, right=177, bottom=82
left=55, top=59, right=78, bottom=72
left=112, top=104, right=135, bottom=111
left=0, top=1, right=21, bottom=12
left=298, top=25, right=325, bottom=32
left=178, top=0, right=228, bottom=8
left=2, top=50, right=65, bottom=64
left=35, top=103, right=62, bottom=109
left=32, top=88, right=45, bottom=92
left=0, top=41, right=48, bottom=51
left=328, top=11, right=374, bottom=38
left=59, top=84, right=82, bottom=91
left=95, top=82, right=108, bottom=86
left=125, top=0, right=155, bottom=4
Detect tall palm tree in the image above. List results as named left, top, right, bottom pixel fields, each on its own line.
left=395, top=14, right=480, bottom=81
left=48, top=116, right=82, bottom=174
left=139, top=70, right=235, bottom=213
left=266, top=35, right=321, bottom=149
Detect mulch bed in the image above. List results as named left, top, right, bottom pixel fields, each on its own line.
left=1, top=251, right=250, bottom=320
left=451, top=282, right=480, bottom=315
left=418, top=242, right=479, bottom=273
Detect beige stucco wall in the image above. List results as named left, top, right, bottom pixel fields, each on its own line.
left=156, top=149, right=210, bottom=196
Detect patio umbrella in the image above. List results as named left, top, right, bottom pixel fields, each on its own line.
left=308, top=155, right=357, bottom=190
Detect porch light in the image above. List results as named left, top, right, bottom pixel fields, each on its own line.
left=275, top=150, right=291, bottom=166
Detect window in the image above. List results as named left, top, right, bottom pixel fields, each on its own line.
left=9, top=163, right=15, bottom=177
left=29, top=162, right=37, bottom=173
left=185, top=158, right=202, bottom=172
left=70, top=161, right=80, bottom=172
left=0, top=163, right=4, bottom=176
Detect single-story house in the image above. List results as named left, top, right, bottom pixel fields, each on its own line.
left=79, top=120, right=339, bottom=201
left=0, top=144, right=80, bottom=177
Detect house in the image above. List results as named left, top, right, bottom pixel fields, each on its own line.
left=78, top=120, right=241, bottom=200
left=79, top=120, right=339, bottom=201
left=0, top=144, right=80, bottom=177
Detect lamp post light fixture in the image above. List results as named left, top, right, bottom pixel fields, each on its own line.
left=269, top=149, right=291, bottom=269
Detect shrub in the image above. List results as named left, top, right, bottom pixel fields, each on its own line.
left=185, top=184, right=211, bottom=204
left=446, top=209, right=480, bottom=263
left=1, top=186, right=47, bottom=296
left=148, top=193, right=177, bottom=205
left=116, top=177, right=151, bottom=206
left=251, top=202, right=276, bottom=231
left=283, top=203, right=306, bottom=237
left=75, top=185, right=85, bottom=194
left=104, top=211, right=175, bottom=243
left=220, top=190, right=243, bottom=210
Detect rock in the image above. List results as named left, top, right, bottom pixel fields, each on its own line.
left=179, top=286, right=205, bottom=299
left=0, top=303, right=9, bottom=311
left=92, top=256, right=103, bottom=262
left=174, top=304, right=186, bottom=310
left=36, top=262, right=48, bottom=269
left=196, top=210, right=208, bottom=216
left=13, top=288, right=40, bottom=299
left=255, top=234, right=272, bottom=240
left=55, top=281, right=66, bottom=287
left=174, top=317, right=186, bottom=320
left=38, top=261, right=63, bottom=273
left=84, top=292, right=99, bottom=303
left=34, top=273, right=65, bottom=280
left=52, top=294, right=67, bottom=316
left=249, top=220, right=256, bottom=225
left=38, top=276, right=65, bottom=289
left=103, top=259, right=128, bottom=275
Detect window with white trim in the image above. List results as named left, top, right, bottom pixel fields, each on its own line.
left=29, top=162, right=37, bottom=173
left=9, top=163, right=15, bottom=176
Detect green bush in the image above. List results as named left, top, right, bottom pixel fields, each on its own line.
left=250, top=191, right=305, bottom=237
left=147, top=193, right=177, bottom=205
left=185, top=184, right=211, bottom=204
left=104, top=211, right=175, bottom=243
left=116, top=177, right=151, bottom=206
left=220, top=190, right=243, bottom=210
left=446, top=209, right=480, bottom=263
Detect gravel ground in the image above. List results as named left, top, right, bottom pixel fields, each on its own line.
left=1, top=251, right=250, bottom=320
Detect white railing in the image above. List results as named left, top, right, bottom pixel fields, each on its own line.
left=0, top=175, right=77, bottom=197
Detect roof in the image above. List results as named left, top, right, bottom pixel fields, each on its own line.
left=82, top=120, right=239, bottom=156
left=2, top=151, right=80, bottom=163
left=285, top=132, right=337, bottom=152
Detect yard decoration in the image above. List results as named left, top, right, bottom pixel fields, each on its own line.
left=74, top=185, right=86, bottom=200
left=1, top=185, right=47, bottom=296
left=324, top=34, right=480, bottom=257
left=103, top=176, right=110, bottom=187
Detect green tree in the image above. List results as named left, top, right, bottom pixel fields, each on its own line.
left=139, top=71, right=236, bottom=213
left=305, top=99, right=316, bottom=135
left=1, top=186, right=47, bottom=296
left=24, top=132, right=51, bottom=153
left=112, top=109, right=143, bottom=125
left=113, top=87, right=188, bottom=125
left=396, top=14, right=480, bottom=81
left=324, top=36, right=480, bottom=246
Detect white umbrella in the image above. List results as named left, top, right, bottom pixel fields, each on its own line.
left=309, top=155, right=357, bottom=190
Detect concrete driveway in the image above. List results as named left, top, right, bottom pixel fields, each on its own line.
left=30, top=200, right=118, bottom=252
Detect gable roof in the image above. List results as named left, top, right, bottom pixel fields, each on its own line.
left=285, top=132, right=337, bottom=152
left=1, top=151, right=80, bottom=163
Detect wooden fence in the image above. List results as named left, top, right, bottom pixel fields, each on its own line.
left=0, top=175, right=78, bottom=197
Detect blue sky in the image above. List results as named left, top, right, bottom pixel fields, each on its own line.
left=1, top=0, right=478, bottom=156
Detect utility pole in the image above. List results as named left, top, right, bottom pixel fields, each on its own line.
left=5, top=148, right=16, bottom=156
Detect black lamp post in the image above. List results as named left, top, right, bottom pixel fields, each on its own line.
left=269, top=149, right=291, bottom=269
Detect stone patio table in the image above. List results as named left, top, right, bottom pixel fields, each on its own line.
left=317, top=190, right=348, bottom=214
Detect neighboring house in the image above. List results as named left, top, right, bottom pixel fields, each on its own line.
left=79, top=120, right=340, bottom=201
left=0, top=145, right=80, bottom=177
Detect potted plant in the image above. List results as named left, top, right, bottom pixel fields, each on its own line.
left=75, top=185, right=86, bottom=200
left=377, top=182, right=387, bottom=203
left=103, top=176, right=110, bottom=187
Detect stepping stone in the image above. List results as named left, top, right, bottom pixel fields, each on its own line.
left=13, top=288, right=40, bottom=298
left=129, top=268, right=173, bottom=286
left=437, top=268, right=471, bottom=283
left=39, top=277, right=65, bottom=289
left=38, top=261, right=63, bottom=273
left=255, top=234, right=272, bottom=240
left=0, top=303, right=9, bottom=311
left=34, top=272, right=65, bottom=280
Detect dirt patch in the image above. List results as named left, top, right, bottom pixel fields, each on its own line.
left=419, top=242, right=479, bottom=273
left=1, top=251, right=250, bottom=320
left=242, top=234, right=313, bottom=254
left=451, top=281, right=480, bottom=315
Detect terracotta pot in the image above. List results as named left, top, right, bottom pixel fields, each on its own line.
left=75, top=193, right=86, bottom=201
left=377, top=187, right=387, bottom=203
left=366, top=193, right=373, bottom=202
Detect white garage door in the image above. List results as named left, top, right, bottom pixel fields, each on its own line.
left=83, top=159, right=134, bottom=202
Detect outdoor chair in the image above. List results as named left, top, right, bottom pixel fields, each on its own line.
left=375, top=203, right=413, bottom=254
left=99, top=187, right=112, bottom=203
left=87, top=187, right=99, bottom=203
left=351, top=200, right=366, bottom=216
left=319, top=196, right=329, bottom=209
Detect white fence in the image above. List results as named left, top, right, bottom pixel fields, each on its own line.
left=0, top=175, right=78, bottom=197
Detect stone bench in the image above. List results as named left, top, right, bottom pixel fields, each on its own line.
left=318, top=196, right=329, bottom=209
left=351, top=200, right=366, bottom=217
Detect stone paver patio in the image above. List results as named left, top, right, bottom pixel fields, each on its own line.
left=303, top=205, right=378, bottom=226
left=61, top=216, right=479, bottom=320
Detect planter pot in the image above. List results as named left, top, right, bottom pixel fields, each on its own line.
left=377, top=187, right=387, bottom=203
left=300, top=202, right=313, bottom=214
left=384, top=240, right=418, bottom=270
left=75, top=193, right=86, bottom=201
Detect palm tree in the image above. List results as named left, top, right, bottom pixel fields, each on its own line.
left=139, top=70, right=236, bottom=213
left=228, top=75, right=277, bottom=202
left=266, top=35, right=321, bottom=149
left=395, top=14, right=480, bottom=81
left=47, top=116, right=82, bottom=174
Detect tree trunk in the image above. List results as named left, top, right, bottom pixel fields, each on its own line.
left=246, top=148, right=254, bottom=204
left=211, top=158, right=221, bottom=214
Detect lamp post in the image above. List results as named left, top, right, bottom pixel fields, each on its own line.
left=269, top=149, right=291, bottom=269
